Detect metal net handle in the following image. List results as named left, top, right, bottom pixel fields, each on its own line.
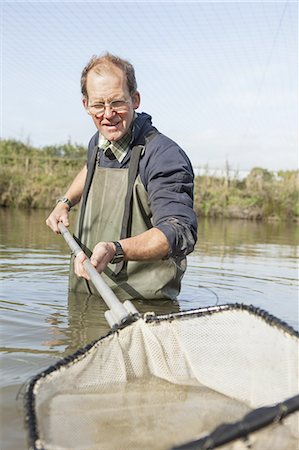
left=58, top=222, right=138, bottom=326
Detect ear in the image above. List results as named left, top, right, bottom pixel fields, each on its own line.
left=82, top=97, right=88, bottom=109
left=132, top=91, right=141, bottom=110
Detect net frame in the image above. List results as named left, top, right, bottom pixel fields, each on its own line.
left=24, top=303, right=299, bottom=450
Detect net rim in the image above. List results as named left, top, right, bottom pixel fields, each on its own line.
left=144, top=303, right=299, bottom=338
left=170, top=393, right=299, bottom=450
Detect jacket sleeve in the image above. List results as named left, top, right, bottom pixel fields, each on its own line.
left=141, top=135, right=197, bottom=258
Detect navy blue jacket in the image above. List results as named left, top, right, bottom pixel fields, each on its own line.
left=86, top=112, right=197, bottom=258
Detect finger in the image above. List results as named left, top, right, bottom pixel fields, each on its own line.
left=80, top=266, right=91, bottom=280
left=75, top=259, right=86, bottom=278
left=91, top=256, right=99, bottom=267
left=74, top=252, right=90, bottom=280
left=90, top=256, right=108, bottom=274
left=61, top=214, right=69, bottom=227
left=80, top=260, right=91, bottom=280
left=76, top=251, right=86, bottom=263
left=90, top=252, right=104, bottom=272
left=46, top=216, right=59, bottom=234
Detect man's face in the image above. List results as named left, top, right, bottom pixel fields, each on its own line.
left=83, top=66, right=140, bottom=142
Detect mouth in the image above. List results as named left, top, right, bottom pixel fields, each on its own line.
left=101, top=121, right=120, bottom=129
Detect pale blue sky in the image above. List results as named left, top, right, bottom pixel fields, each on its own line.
left=1, top=1, right=298, bottom=171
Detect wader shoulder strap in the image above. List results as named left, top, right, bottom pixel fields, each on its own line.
left=114, top=130, right=159, bottom=276
left=78, top=135, right=99, bottom=241
left=120, top=129, right=159, bottom=240
left=120, top=145, right=143, bottom=240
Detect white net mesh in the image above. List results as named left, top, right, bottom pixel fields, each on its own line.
left=27, top=306, right=299, bottom=450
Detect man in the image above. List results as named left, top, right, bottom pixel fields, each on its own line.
left=46, top=53, right=197, bottom=300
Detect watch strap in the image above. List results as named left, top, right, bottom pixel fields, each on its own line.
left=56, top=197, right=73, bottom=210
left=110, top=241, right=125, bottom=264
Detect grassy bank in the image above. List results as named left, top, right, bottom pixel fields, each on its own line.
left=0, top=139, right=86, bottom=209
left=194, top=167, right=299, bottom=221
left=1, top=139, right=298, bottom=221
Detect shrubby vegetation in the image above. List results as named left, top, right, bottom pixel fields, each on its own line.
left=195, top=166, right=298, bottom=221
left=1, top=139, right=298, bottom=221
left=0, top=139, right=86, bottom=209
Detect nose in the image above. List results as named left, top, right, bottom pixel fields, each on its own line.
left=103, top=106, right=115, bottom=119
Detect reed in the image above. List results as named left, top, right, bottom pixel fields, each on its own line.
left=1, top=139, right=298, bottom=221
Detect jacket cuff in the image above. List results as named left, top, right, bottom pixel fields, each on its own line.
left=156, top=219, right=196, bottom=259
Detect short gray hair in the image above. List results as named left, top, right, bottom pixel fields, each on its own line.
left=81, top=52, right=138, bottom=99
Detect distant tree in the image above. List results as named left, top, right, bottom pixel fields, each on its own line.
left=245, top=167, right=273, bottom=192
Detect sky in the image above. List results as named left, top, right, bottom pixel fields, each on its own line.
left=0, top=0, right=298, bottom=172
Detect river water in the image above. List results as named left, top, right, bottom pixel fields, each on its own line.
left=0, top=208, right=298, bottom=449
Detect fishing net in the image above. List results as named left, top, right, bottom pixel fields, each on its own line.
left=25, top=304, right=299, bottom=450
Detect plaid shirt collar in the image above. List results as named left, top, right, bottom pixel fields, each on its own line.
left=98, top=113, right=137, bottom=163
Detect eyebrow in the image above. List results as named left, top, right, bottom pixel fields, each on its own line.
left=93, top=98, right=124, bottom=103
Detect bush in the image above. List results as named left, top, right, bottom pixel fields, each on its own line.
left=195, top=167, right=299, bottom=221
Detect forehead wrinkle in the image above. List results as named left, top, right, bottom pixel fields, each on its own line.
left=86, top=70, right=128, bottom=103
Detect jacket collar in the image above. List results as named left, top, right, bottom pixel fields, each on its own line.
left=130, top=112, right=153, bottom=147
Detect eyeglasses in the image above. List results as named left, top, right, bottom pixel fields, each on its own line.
left=86, top=99, right=130, bottom=116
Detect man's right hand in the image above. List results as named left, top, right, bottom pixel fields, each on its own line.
left=46, top=203, right=70, bottom=233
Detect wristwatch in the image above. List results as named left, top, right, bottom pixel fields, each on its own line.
left=110, top=241, right=125, bottom=264
left=56, top=197, right=73, bottom=210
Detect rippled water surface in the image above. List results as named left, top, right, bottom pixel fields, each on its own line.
left=0, top=208, right=298, bottom=449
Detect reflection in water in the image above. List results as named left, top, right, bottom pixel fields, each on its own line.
left=0, top=208, right=298, bottom=450
left=198, top=217, right=299, bottom=249
left=179, top=219, right=298, bottom=329
left=65, top=291, right=179, bottom=355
